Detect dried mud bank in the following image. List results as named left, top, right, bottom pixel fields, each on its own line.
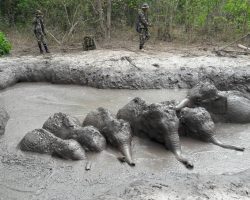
left=0, top=50, right=250, bottom=91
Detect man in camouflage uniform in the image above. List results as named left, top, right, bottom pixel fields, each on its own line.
left=136, top=3, right=150, bottom=50
left=33, top=10, right=50, bottom=53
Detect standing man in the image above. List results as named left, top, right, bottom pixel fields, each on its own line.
left=136, top=3, right=150, bottom=50
left=33, top=10, right=50, bottom=54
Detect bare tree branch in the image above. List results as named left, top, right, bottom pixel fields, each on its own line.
left=72, top=4, right=80, bottom=26
left=47, top=31, right=62, bottom=45
left=63, top=2, right=71, bottom=26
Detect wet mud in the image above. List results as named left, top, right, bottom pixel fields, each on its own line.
left=0, top=50, right=250, bottom=92
left=0, top=83, right=249, bottom=200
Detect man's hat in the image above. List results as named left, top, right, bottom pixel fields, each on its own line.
left=142, top=3, right=149, bottom=9
left=36, top=10, right=43, bottom=16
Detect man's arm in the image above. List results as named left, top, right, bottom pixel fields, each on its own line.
left=40, top=18, right=46, bottom=35
left=139, top=11, right=149, bottom=28
left=32, top=17, right=36, bottom=25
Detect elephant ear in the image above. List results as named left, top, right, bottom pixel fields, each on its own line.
left=203, top=96, right=228, bottom=114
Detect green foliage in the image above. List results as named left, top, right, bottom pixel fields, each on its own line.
left=224, top=0, right=250, bottom=30
left=0, top=0, right=250, bottom=41
left=0, top=32, right=12, bottom=56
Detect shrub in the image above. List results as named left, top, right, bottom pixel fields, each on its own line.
left=0, top=32, right=11, bottom=56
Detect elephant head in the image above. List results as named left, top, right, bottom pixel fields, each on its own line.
left=19, top=129, right=86, bottom=160
left=179, top=107, right=245, bottom=151
left=43, top=112, right=107, bottom=152
left=138, top=103, right=193, bottom=169
left=176, top=82, right=227, bottom=114
left=83, top=107, right=135, bottom=166
left=55, top=139, right=87, bottom=160
left=104, top=119, right=135, bottom=166
left=117, top=97, right=148, bottom=136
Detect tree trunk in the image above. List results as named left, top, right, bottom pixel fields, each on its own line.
left=96, top=0, right=106, bottom=38
left=1, top=0, right=17, bottom=26
left=107, top=0, right=112, bottom=40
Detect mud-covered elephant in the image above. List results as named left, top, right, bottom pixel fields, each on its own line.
left=83, top=107, right=135, bottom=166
left=43, top=112, right=106, bottom=152
left=19, top=129, right=86, bottom=160
left=117, top=98, right=193, bottom=169
left=179, top=107, right=244, bottom=151
left=176, top=81, right=250, bottom=123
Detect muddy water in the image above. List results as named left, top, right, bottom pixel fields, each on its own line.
left=0, top=83, right=249, bottom=200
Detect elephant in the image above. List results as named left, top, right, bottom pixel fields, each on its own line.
left=19, top=128, right=86, bottom=160
left=179, top=107, right=245, bottom=151
left=117, top=97, right=193, bottom=169
left=176, top=81, right=250, bottom=123
left=0, top=106, right=9, bottom=135
left=117, top=97, right=148, bottom=135
left=43, top=112, right=106, bottom=152
left=83, top=107, right=135, bottom=166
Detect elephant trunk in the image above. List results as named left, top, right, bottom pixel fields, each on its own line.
left=209, top=137, right=245, bottom=152
left=118, top=144, right=135, bottom=167
left=174, top=150, right=194, bottom=169
left=175, top=98, right=190, bottom=111
left=164, top=132, right=194, bottom=170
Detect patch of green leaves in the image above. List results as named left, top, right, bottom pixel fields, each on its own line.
left=0, top=32, right=12, bottom=56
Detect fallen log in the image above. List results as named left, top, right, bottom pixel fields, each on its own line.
left=238, top=44, right=250, bottom=51
left=216, top=33, right=250, bottom=52
left=214, top=49, right=250, bottom=57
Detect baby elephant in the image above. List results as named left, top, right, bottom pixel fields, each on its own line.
left=137, top=103, right=193, bottom=169
left=43, top=112, right=106, bottom=152
left=83, top=107, right=135, bottom=166
left=117, top=97, right=148, bottom=135
left=179, top=107, right=245, bottom=151
left=19, top=129, right=86, bottom=160
left=118, top=98, right=193, bottom=169
left=176, top=81, right=250, bottom=123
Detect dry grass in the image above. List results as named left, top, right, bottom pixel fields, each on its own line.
left=4, top=25, right=248, bottom=56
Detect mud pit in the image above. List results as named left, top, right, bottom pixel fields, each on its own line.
left=0, top=83, right=250, bottom=200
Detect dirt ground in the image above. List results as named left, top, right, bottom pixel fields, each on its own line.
left=0, top=46, right=250, bottom=199
left=9, top=39, right=217, bottom=57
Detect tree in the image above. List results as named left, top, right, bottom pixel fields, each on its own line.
left=0, top=0, right=250, bottom=42
left=107, top=0, right=111, bottom=40
left=96, top=0, right=106, bottom=38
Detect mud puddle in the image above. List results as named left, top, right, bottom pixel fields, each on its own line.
left=0, top=83, right=249, bottom=200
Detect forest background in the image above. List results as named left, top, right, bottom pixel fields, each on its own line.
left=0, top=0, right=250, bottom=52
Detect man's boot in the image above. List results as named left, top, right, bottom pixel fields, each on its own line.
left=43, top=44, right=50, bottom=53
left=38, top=42, right=43, bottom=53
